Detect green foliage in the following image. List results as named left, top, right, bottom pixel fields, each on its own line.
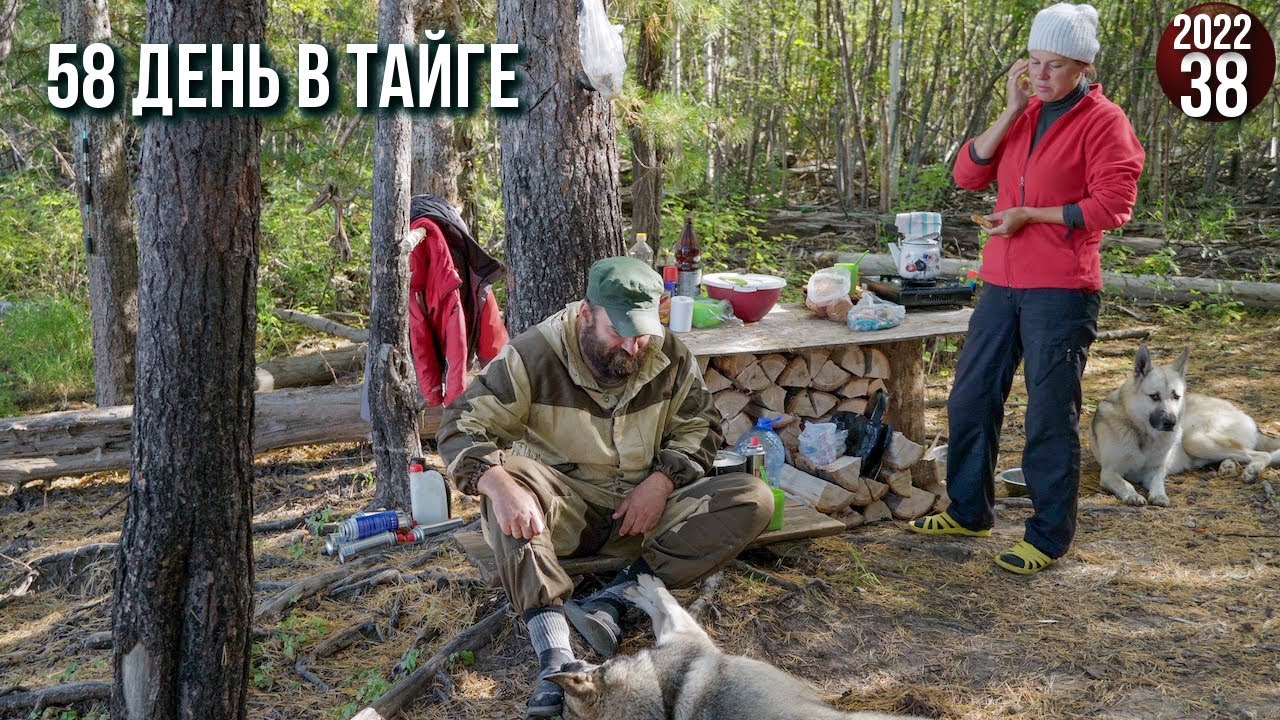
left=0, top=177, right=84, bottom=299
left=447, top=650, right=476, bottom=669
left=895, top=163, right=953, bottom=212
left=0, top=295, right=94, bottom=415
left=397, top=648, right=421, bottom=673
left=1158, top=294, right=1246, bottom=325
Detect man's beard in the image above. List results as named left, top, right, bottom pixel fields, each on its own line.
left=579, top=319, right=643, bottom=385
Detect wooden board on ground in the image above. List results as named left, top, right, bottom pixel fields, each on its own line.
left=452, top=503, right=845, bottom=587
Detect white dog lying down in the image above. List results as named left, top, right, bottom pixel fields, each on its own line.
left=1090, top=345, right=1280, bottom=507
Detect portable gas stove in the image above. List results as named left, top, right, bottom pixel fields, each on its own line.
left=862, top=275, right=974, bottom=309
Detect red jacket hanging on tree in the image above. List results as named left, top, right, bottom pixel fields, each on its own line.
left=407, top=197, right=508, bottom=407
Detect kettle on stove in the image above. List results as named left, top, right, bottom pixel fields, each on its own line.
left=889, top=211, right=943, bottom=281
left=887, top=235, right=942, bottom=281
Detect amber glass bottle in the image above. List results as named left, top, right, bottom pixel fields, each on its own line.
left=674, top=215, right=701, bottom=297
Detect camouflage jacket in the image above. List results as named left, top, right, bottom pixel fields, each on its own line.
left=437, top=301, right=721, bottom=505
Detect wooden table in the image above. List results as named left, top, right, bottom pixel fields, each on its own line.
left=681, top=303, right=972, bottom=482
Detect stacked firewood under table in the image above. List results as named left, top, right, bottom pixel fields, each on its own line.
left=699, top=346, right=947, bottom=528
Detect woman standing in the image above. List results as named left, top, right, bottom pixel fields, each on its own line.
left=908, top=3, right=1145, bottom=574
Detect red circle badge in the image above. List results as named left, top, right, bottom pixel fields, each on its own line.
left=1155, top=3, right=1276, bottom=122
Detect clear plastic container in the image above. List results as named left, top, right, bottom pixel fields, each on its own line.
left=734, top=417, right=786, bottom=488
left=627, top=233, right=654, bottom=265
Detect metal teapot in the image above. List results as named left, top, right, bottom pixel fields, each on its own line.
left=887, top=234, right=942, bottom=281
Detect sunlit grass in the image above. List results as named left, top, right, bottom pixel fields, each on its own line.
left=0, top=295, right=94, bottom=416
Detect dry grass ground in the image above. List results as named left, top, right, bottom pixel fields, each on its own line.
left=2, top=308, right=1278, bottom=720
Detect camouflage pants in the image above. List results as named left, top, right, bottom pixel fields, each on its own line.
left=481, top=455, right=772, bottom=613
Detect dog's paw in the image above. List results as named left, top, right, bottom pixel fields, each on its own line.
left=1148, top=492, right=1171, bottom=507
left=625, top=574, right=665, bottom=608
left=1244, top=462, right=1264, bottom=483
left=1218, top=459, right=1239, bottom=476
left=1122, top=492, right=1148, bottom=507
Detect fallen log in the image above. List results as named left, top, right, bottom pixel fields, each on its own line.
left=0, top=385, right=443, bottom=484
left=824, top=252, right=1280, bottom=310
left=0, top=681, right=112, bottom=712
left=1095, top=327, right=1154, bottom=342
left=351, top=602, right=510, bottom=720
left=255, top=344, right=366, bottom=391
left=272, top=308, right=370, bottom=343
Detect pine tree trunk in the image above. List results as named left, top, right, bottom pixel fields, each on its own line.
left=411, top=0, right=465, bottom=209
left=368, top=0, right=420, bottom=512
left=497, top=0, right=624, bottom=335
left=111, top=2, right=264, bottom=718
left=62, top=0, right=138, bottom=407
left=629, top=19, right=665, bottom=259
left=0, top=0, right=17, bottom=65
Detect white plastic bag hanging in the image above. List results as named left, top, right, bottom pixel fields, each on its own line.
left=578, top=0, right=626, bottom=99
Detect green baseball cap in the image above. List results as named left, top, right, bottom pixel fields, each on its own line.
left=586, top=256, right=665, bottom=338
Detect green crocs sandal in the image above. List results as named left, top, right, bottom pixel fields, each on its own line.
left=906, top=511, right=991, bottom=537
left=994, top=540, right=1055, bottom=575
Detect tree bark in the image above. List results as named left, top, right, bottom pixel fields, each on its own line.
left=0, top=385, right=444, bottom=484
left=111, top=3, right=264, bottom=720
left=629, top=16, right=666, bottom=261
left=62, top=0, right=138, bottom=407
left=367, top=0, right=420, bottom=512
left=0, top=0, right=17, bottom=66
left=497, top=0, right=625, bottom=335
left=410, top=0, right=469, bottom=220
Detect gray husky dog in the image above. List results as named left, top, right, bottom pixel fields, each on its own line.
left=546, top=574, right=926, bottom=720
left=1090, top=345, right=1280, bottom=506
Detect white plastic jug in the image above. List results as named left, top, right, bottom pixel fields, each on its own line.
left=410, top=467, right=450, bottom=525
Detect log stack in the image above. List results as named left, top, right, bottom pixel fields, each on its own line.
left=702, top=348, right=944, bottom=525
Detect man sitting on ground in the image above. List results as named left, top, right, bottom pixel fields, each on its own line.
left=437, top=256, right=772, bottom=717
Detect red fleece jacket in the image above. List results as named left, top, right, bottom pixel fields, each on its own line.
left=954, top=84, right=1145, bottom=291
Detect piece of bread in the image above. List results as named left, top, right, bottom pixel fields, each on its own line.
left=971, top=212, right=995, bottom=229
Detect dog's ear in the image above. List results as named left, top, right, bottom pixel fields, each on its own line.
left=545, top=668, right=600, bottom=703
left=1133, top=344, right=1152, bottom=378
left=1171, top=346, right=1190, bottom=376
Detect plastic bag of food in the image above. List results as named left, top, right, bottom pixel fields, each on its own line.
left=578, top=0, right=626, bottom=99
left=806, top=267, right=851, bottom=307
left=846, top=291, right=906, bottom=332
left=691, top=296, right=742, bottom=329
left=798, top=422, right=848, bottom=466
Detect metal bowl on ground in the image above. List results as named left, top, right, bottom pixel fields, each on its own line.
left=999, top=468, right=1027, bottom=497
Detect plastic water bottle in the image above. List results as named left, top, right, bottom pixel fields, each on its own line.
left=735, top=417, right=786, bottom=489
left=409, top=458, right=450, bottom=526
left=627, top=232, right=654, bottom=266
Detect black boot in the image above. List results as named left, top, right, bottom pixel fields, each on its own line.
left=565, top=558, right=651, bottom=657
left=526, top=648, right=573, bottom=718
left=564, top=597, right=623, bottom=658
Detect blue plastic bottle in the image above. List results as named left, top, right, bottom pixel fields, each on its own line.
left=735, top=417, right=786, bottom=487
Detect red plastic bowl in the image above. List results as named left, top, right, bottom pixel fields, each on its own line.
left=702, top=273, right=787, bottom=323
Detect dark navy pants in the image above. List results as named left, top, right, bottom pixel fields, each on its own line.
left=944, top=284, right=1100, bottom=558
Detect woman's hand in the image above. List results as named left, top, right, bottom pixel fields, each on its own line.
left=987, top=207, right=1031, bottom=237
left=1005, top=58, right=1032, bottom=114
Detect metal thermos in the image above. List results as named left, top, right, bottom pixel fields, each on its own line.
left=335, top=531, right=397, bottom=563
left=334, top=510, right=410, bottom=542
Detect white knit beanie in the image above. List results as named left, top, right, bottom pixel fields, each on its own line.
left=1027, top=3, right=1100, bottom=63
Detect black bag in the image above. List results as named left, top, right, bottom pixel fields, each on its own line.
left=831, top=389, right=893, bottom=480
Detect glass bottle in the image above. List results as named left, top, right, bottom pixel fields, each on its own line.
left=674, top=215, right=701, bottom=297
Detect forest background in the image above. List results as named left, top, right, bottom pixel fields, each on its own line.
left=0, top=0, right=1278, bottom=413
